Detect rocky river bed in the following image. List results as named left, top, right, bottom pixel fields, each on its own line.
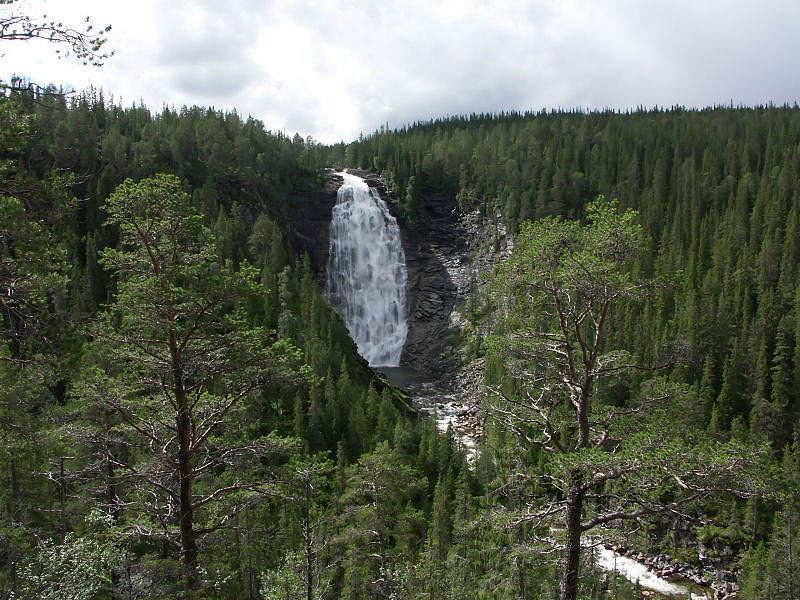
left=378, top=366, right=483, bottom=458
left=595, top=543, right=738, bottom=600
left=593, top=544, right=725, bottom=599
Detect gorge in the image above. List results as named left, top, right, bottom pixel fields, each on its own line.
left=318, top=170, right=718, bottom=600
left=5, top=91, right=797, bottom=600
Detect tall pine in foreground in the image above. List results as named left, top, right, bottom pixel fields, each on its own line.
left=484, top=199, right=767, bottom=600
left=84, top=174, right=304, bottom=597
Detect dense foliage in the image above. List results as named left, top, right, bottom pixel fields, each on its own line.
left=344, top=107, right=800, bottom=433
left=2, top=81, right=800, bottom=599
left=341, top=107, right=800, bottom=598
left=0, top=88, right=472, bottom=599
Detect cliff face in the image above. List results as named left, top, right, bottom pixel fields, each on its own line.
left=287, top=171, right=341, bottom=282
left=288, top=169, right=478, bottom=377
left=397, top=187, right=465, bottom=376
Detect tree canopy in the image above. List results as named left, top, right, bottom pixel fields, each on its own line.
left=485, top=198, right=768, bottom=600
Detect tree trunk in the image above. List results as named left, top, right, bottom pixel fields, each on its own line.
left=515, top=554, right=526, bottom=600
left=103, top=408, right=122, bottom=600
left=179, top=462, right=198, bottom=595
left=10, top=458, right=19, bottom=517
left=515, top=523, right=526, bottom=600
left=104, top=408, right=120, bottom=521
left=305, top=482, right=314, bottom=600
left=789, top=514, right=795, bottom=600
left=172, top=330, right=198, bottom=596
left=560, top=470, right=584, bottom=600
left=59, top=455, right=67, bottom=535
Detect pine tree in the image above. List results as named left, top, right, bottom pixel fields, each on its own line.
left=307, top=385, right=325, bottom=453
left=714, top=342, right=748, bottom=431
left=376, top=389, right=397, bottom=442
left=294, top=392, right=307, bottom=441
left=345, top=389, right=369, bottom=459
left=89, top=174, right=302, bottom=595
left=323, top=367, right=337, bottom=447
left=339, top=442, right=425, bottom=599
left=770, top=316, right=795, bottom=449
left=767, top=506, right=799, bottom=598
left=698, top=354, right=719, bottom=424
left=485, top=198, right=762, bottom=600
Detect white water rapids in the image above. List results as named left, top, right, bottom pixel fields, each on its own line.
left=593, top=546, right=701, bottom=598
left=326, top=173, right=408, bottom=366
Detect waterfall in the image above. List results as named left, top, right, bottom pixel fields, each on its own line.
left=326, top=172, right=408, bottom=367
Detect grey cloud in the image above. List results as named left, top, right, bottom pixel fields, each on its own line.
left=172, top=62, right=259, bottom=98
left=145, top=2, right=266, bottom=102
left=190, top=0, right=800, bottom=139
left=12, top=0, right=797, bottom=142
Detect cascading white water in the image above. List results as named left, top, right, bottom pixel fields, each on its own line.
left=326, top=172, right=408, bottom=366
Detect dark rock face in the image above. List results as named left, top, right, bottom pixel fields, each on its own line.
left=287, top=170, right=341, bottom=282
left=287, top=169, right=467, bottom=377
left=398, top=189, right=464, bottom=376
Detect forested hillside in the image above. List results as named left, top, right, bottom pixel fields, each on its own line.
left=1, top=87, right=471, bottom=599
left=3, top=82, right=800, bottom=599
left=342, top=107, right=800, bottom=441
left=339, top=107, right=800, bottom=598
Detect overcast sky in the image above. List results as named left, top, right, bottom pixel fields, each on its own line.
left=3, top=0, right=800, bottom=143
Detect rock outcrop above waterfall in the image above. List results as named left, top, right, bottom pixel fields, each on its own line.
left=287, top=171, right=341, bottom=281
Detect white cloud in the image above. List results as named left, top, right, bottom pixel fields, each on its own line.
left=2, top=0, right=799, bottom=142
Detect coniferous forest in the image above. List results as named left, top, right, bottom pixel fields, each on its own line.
left=2, top=14, right=800, bottom=600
